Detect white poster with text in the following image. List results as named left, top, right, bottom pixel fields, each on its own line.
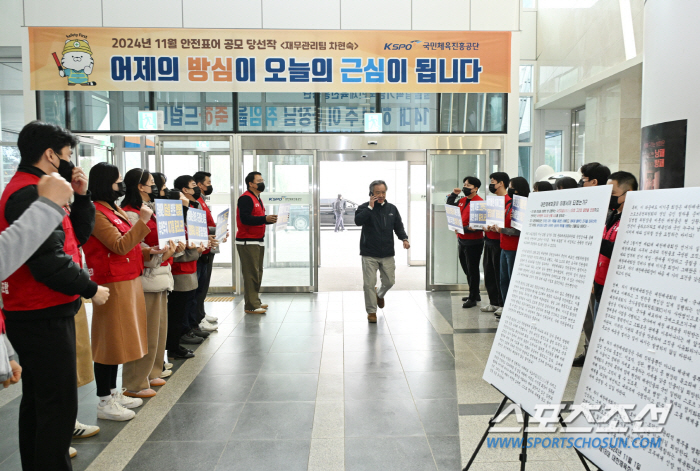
left=482, top=185, right=612, bottom=416
left=572, top=188, right=700, bottom=471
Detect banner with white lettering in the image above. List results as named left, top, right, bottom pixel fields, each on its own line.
left=485, top=195, right=505, bottom=228
left=154, top=199, right=186, bottom=247
left=482, top=185, right=612, bottom=416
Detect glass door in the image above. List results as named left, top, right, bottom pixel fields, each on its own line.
left=156, top=136, right=234, bottom=292
left=427, top=151, right=487, bottom=290
left=74, top=136, right=114, bottom=175
left=243, top=150, right=316, bottom=292
left=408, top=163, right=427, bottom=266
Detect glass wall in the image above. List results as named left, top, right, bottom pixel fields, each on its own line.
left=545, top=130, right=563, bottom=172
left=518, top=62, right=535, bottom=181
left=38, top=91, right=507, bottom=134
left=571, top=107, right=586, bottom=170
left=1, top=57, right=23, bottom=192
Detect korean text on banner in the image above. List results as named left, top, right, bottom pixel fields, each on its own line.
left=511, top=195, right=528, bottom=231
left=485, top=195, right=505, bottom=228
left=445, top=204, right=464, bottom=234
left=276, top=203, right=291, bottom=232
left=215, top=208, right=229, bottom=241
left=570, top=188, right=700, bottom=471
left=186, top=207, right=209, bottom=244
left=469, top=200, right=487, bottom=230
left=154, top=199, right=186, bottom=247
left=482, top=185, right=612, bottom=416
left=29, top=28, right=511, bottom=93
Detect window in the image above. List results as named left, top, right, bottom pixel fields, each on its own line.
left=1, top=58, right=23, bottom=192
left=519, top=65, right=533, bottom=93
left=319, top=93, right=375, bottom=132
left=545, top=130, right=563, bottom=172
left=439, top=93, right=507, bottom=133
left=238, top=92, right=315, bottom=132
left=382, top=93, right=437, bottom=132
left=156, top=92, right=234, bottom=132
left=571, top=107, right=586, bottom=170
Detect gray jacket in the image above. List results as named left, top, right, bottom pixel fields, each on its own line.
left=125, top=210, right=174, bottom=293
left=172, top=248, right=200, bottom=292
left=0, top=197, right=65, bottom=382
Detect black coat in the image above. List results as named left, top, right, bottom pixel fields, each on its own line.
left=354, top=201, right=408, bottom=258
left=3, top=166, right=97, bottom=319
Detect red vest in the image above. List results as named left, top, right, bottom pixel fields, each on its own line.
left=236, top=191, right=266, bottom=240
left=123, top=205, right=172, bottom=268
left=501, top=196, right=519, bottom=251
left=594, top=217, right=621, bottom=286
left=83, top=203, right=143, bottom=284
left=197, top=196, right=215, bottom=254
left=0, top=171, right=81, bottom=310
left=457, top=194, right=484, bottom=240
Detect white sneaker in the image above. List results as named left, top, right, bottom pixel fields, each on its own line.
left=160, top=369, right=173, bottom=379
left=164, top=362, right=173, bottom=370
left=495, top=307, right=503, bottom=315
left=204, top=314, right=218, bottom=323
left=69, top=447, right=77, bottom=458
left=199, top=319, right=218, bottom=332
left=112, top=388, right=143, bottom=409
left=97, top=397, right=136, bottom=421
left=479, top=304, right=496, bottom=312
left=245, top=308, right=267, bottom=314
left=74, top=419, right=100, bottom=438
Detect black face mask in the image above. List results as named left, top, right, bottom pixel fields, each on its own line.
left=192, top=187, right=202, bottom=199
left=52, top=157, right=75, bottom=183
left=114, top=181, right=126, bottom=198
left=488, top=184, right=497, bottom=194
left=609, top=194, right=622, bottom=211
left=507, top=188, right=516, bottom=198
left=577, top=179, right=585, bottom=188
left=256, top=182, right=265, bottom=192
left=203, top=185, right=213, bottom=196
left=462, top=187, right=472, bottom=197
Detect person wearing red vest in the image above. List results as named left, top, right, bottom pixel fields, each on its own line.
left=83, top=162, right=158, bottom=421
left=237, top=171, right=277, bottom=314
left=594, top=171, right=637, bottom=317
left=191, top=171, right=221, bottom=331
left=446, top=176, right=485, bottom=309
left=0, top=121, right=109, bottom=471
left=169, top=175, right=206, bottom=350
left=493, top=176, right=530, bottom=313
left=121, top=168, right=180, bottom=395
left=483, top=172, right=510, bottom=317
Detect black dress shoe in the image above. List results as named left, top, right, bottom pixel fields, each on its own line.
left=572, top=353, right=586, bottom=367
left=191, top=327, right=210, bottom=338
left=462, top=299, right=477, bottom=308
left=180, top=331, right=204, bottom=344
left=462, top=296, right=469, bottom=301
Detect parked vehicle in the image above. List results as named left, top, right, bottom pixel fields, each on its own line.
left=284, top=199, right=359, bottom=231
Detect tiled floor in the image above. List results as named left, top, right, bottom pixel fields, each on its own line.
left=0, top=290, right=594, bottom=471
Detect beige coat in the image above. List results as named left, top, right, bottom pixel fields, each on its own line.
left=90, top=202, right=151, bottom=365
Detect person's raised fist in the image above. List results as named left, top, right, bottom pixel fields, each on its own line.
left=37, top=173, right=74, bottom=207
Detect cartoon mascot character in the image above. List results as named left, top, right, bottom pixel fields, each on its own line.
left=54, top=39, right=96, bottom=86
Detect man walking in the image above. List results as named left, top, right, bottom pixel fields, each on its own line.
left=236, top=172, right=277, bottom=314
left=355, top=180, right=409, bottom=323
left=333, top=194, right=346, bottom=232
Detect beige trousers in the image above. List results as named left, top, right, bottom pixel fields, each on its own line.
left=237, top=243, right=265, bottom=311
left=122, top=290, right=168, bottom=391
left=361, top=256, right=396, bottom=314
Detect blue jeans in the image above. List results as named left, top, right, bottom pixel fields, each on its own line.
left=499, top=249, right=517, bottom=304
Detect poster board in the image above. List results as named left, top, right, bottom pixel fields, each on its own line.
left=485, top=195, right=505, bottom=228
left=640, top=119, right=687, bottom=190
left=469, top=200, right=487, bottom=230
left=511, top=195, right=528, bottom=230
left=186, top=207, right=209, bottom=244
left=276, top=203, right=291, bottom=231
left=445, top=204, right=464, bottom=234
left=154, top=199, right=186, bottom=247
left=215, top=208, right=229, bottom=241
left=482, top=185, right=612, bottom=416
left=571, top=188, right=700, bottom=471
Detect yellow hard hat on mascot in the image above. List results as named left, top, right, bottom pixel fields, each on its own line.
left=63, top=39, right=92, bottom=56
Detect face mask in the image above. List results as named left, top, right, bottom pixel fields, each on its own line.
left=150, top=185, right=158, bottom=194
left=507, top=188, right=516, bottom=198
left=488, top=184, right=497, bottom=194
left=463, top=187, right=473, bottom=197
left=192, top=186, right=202, bottom=199
left=114, top=181, right=126, bottom=198
left=256, top=182, right=265, bottom=192
left=577, top=179, right=585, bottom=188
left=52, top=155, right=75, bottom=183
left=609, top=194, right=621, bottom=211
left=203, top=185, right=213, bottom=196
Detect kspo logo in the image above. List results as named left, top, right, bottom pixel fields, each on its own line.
left=268, top=196, right=302, bottom=202
left=384, top=43, right=413, bottom=51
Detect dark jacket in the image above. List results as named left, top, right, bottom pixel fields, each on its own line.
left=3, top=165, right=98, bottom=320
left=354, top=201, right=408, bottom=258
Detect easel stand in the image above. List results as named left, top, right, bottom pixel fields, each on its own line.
left=462, top=395, right=599, bottom=471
